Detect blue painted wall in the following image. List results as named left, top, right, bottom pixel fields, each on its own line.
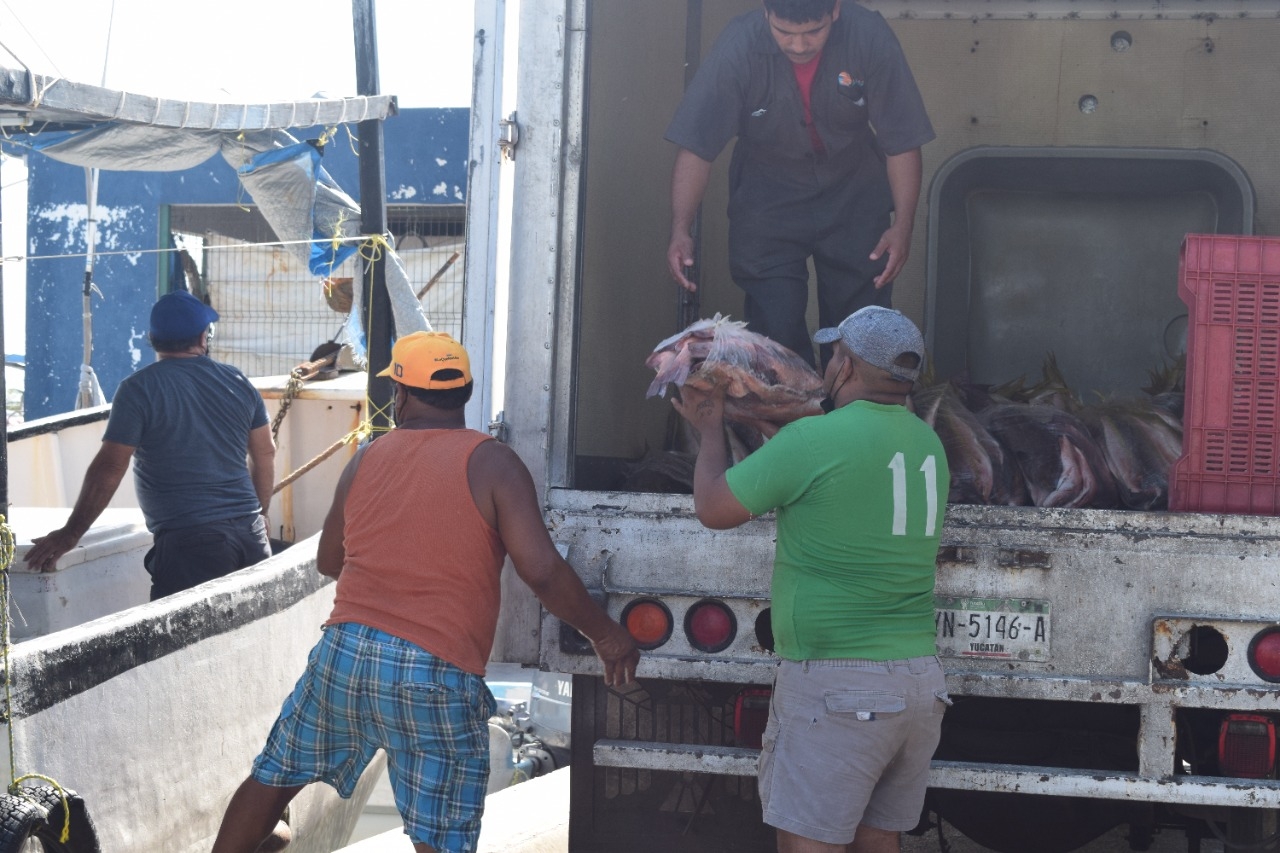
left=8, top=108, right=468, bottom=419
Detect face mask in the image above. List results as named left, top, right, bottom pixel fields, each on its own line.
left=821, top=356, right=848, bottom=413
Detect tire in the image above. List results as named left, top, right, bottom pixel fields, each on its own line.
left=0, top=796, right=44, bottom=853
left=0, top=787, right=99, bottom=853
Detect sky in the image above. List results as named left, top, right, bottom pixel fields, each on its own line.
left=0, top=0, right=476, bottom=108
left=0, top=0, right=480, bottom=357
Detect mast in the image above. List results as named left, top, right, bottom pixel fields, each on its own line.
left=0, top=155, right=7, bottom=513
left=353, top=0, right=394, bottom=433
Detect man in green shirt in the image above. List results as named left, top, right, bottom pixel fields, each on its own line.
left=673, top=306, right=950, bottom=853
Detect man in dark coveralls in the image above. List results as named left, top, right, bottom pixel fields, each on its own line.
left=665, top=0, right=934, bottom=368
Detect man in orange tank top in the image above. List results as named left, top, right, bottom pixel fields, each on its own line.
left=212, top=332, right=639, bottom=853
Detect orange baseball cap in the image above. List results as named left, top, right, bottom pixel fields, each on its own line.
left=375, top=331, right=472, bottom=389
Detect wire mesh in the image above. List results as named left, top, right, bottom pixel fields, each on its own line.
left=169, top=203, right=466, bottom=377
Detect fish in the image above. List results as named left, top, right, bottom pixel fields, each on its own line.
left=1143, top=355, right=1186, bottom=421
left=990, top=354, right=1081, bottom=412
left=912, top=381, right=1028, bottom=506
left=1078, top=399, right=1183, bottom=510
left=979, top=403, right=1119, bottom=509
left=646, top=315, right=824, bottom=438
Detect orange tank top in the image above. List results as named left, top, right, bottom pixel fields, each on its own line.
left=325, top=428, right=506, bottom=674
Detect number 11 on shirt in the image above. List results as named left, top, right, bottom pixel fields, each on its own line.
left=888, top=453, right=939, bottom=537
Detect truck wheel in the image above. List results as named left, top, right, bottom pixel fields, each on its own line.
left=1225, top=806, right=1279, bottom=852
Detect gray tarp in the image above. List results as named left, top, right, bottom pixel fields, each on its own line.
left=27, top=122, right=429, bottom=359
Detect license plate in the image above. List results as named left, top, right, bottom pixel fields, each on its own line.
left=935, top=596, right=1051, bottom=661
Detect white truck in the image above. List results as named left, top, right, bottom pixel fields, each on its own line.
left=466, top=1, right=1280, bottom=850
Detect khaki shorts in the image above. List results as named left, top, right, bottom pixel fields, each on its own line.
left=757, top=656, right=950, bottom=845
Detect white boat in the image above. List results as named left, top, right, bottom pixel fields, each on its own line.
left=4, top=374, right=382, bottom=853
left=0, top=31, right=413, bottom=845
left=6, top=362, right=561, bottom=852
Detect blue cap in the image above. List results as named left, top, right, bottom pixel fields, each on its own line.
left=150, top=291, right=219, bottom=340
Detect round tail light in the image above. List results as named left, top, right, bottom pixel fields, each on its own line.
left=1248, top=627, right=1280, bottom=682
left=622, top=599, right=673, bottom=649
left=684, top=599, right=737, bottom=653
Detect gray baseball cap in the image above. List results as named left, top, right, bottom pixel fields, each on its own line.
left=813, top=306, right=925, bottom=383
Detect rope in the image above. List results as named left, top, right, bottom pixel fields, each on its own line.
left=1, top=235, right=364, bottom=266
left=266, top=230, right=400, bottom=495
left=0, top=516, right=72, bottom=843
left=268, top=347, right=341, bottom=446
left=269, top=371, right=306, bottom=448
left=273, top=425, right=370, bottom=495
left=358, top=234, right=398, bottom=436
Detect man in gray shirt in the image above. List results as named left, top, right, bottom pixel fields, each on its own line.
left=25, top=291, right=275, bottom=599
left=666, top=0, right=934, bottom=368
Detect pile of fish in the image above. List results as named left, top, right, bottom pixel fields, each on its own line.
left=645, top=315, right=824, bottom=444
left=914, top=356, right=1185, bottom=511
left=639, top=316, right=1183, bottom=511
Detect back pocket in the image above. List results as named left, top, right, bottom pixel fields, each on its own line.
left=824, top=690, right=906, bottom=721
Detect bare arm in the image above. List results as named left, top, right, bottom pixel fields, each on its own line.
left=247, top=424, right=276, bottom=517
left=24, top=440, right=134, bottom=572
left=667, top=148, right=714, bottom=291
left=474, top=442, right=639, bottom=686
left=316, top=445, right=367, bottom=580
left=871, top=147, right=923, bottom=288
left=671, top=386, right=754, bottom=530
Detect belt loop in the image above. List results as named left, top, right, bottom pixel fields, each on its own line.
left=803, top=660, right=810, bottom=673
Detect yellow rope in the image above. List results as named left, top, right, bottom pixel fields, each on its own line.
left=358, top=234, right=398, bottom=436
left=0, top=516, right=71, bottom=843
left=314, top=126, right=338, bottom=148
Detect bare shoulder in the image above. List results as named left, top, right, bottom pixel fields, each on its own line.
left=470, top=437, right=533, bottom=484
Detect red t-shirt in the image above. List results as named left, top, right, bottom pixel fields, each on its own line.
left=792, top=54, right=826, bottom=155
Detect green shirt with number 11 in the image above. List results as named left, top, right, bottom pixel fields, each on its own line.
left=725, top=400, right=948, bottom=662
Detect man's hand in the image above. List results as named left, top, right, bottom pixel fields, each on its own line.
left=870, top=220, right=912, bottom=288
left=671, top=383, right=725, bottom=437
left=672, top=383, right=754, bottom=529
left=590, top=622, right=641, bottom=688
left=667, top=233, right=698, bottom=292
left=668, top=148, right=713, bottom=292
left=24, top=528, right=82, bottom=573
left=874, top=148, right=923, bottom=288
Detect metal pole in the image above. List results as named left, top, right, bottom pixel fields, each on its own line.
left=78, top=167, right=98, bottom=409
left=0, top=152, right=7, bottom=514
left=353, top=0, right=394, bottom=433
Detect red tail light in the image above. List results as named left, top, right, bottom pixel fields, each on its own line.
left=1249, top=627, right=1280, bottom=682
left=1218, top=714, right=1276, bottom=778
left=684, top=599, right=737, bottom=653
left=622, top=599, right=673, bottom=650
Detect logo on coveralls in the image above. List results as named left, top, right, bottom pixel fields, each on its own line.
left=837, top=71, right=866, bottom=106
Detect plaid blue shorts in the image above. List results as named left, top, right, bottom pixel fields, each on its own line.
left=251, top=622, right=497, bottom=852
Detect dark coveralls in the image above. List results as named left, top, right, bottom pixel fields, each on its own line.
left=665, top=1, right=935, bottom=367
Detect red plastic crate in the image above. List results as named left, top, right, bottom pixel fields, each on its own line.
left=1170, top=234, right=1280, bottom=515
